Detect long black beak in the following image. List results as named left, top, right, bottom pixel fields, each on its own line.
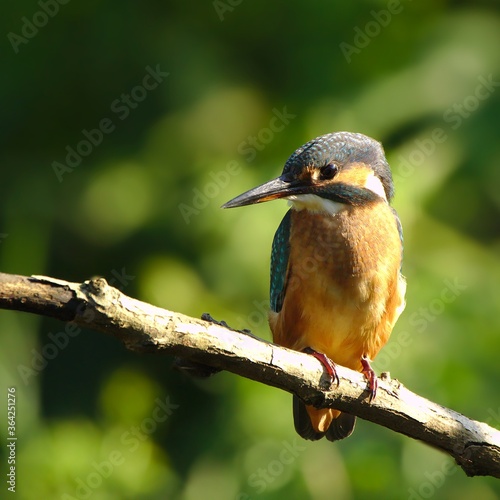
left=222, top=175, right=305, bottom=209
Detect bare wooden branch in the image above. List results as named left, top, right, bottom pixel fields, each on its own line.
left=0, top=271, right=499, bottom=478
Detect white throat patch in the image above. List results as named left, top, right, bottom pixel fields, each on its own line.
left=287, top=194, right=344, bottom=215
left=364, top=173, right=387, bottom=201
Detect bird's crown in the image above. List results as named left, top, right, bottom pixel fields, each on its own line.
left=283, top=132, right=394, bottom=202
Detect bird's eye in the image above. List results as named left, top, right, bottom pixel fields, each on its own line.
left=320, top=163, right=338, bottom=180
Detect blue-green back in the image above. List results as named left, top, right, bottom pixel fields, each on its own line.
left=270, top=210, right=291, bottom=313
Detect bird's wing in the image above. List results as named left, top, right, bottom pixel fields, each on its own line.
left=270, top=210, right=292, bottom=313
left=391, top=207, right=404, bottom=267
left=391, top=207, right=403, bottom=244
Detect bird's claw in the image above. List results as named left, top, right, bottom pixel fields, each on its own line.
left=201, top=312, right=253, bottom=335
left=304, top=347, right=340, bottom=388
left=361, top=355, right=378, bottom=402
left=201, top=312, right=230, bottom=329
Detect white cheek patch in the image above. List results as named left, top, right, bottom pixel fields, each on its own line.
left=287, top=194, right=345, bottom=215
left=364, top=173, right=387, bottom=201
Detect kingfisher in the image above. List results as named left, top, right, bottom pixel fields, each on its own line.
left=222, top=132, right=406, bottom=441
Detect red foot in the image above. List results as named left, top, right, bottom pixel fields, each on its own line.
left=304, top=347, right=339, bottom=387
left=361, top=355, right=378, bottom=402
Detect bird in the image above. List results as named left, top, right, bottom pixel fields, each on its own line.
left=222, top=131, right=406, bottom=441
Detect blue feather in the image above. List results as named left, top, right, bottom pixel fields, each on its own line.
left=391, top=207, right=404, bottom=269
left=270, top=210, right=291, bottom=313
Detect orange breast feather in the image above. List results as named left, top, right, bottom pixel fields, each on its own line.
left=269, top=200, right=406, bottom=372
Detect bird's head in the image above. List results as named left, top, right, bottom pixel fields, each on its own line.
left=222, top=132, right=394, bottom=214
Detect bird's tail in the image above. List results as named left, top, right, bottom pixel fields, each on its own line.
left=293, top=395, right=356, bottom=442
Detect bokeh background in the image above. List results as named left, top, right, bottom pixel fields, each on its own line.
left=1, top=1, right=500, bottom=499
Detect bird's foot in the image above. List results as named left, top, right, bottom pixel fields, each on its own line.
left=361, top=355, right=378, bottom=402
left=304, top=347, right=340, bottom=388
left=201, top=312, right=231, bottom=329
left=201, top=312, right=253, bottom=335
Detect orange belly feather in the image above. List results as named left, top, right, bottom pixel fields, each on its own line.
left=269, top=201, right=406, bottom=432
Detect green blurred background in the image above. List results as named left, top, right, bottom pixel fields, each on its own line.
left=1, top=1, right=500, bottom=498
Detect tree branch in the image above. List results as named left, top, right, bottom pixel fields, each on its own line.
left=1, top=272, right=499, bottom=478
